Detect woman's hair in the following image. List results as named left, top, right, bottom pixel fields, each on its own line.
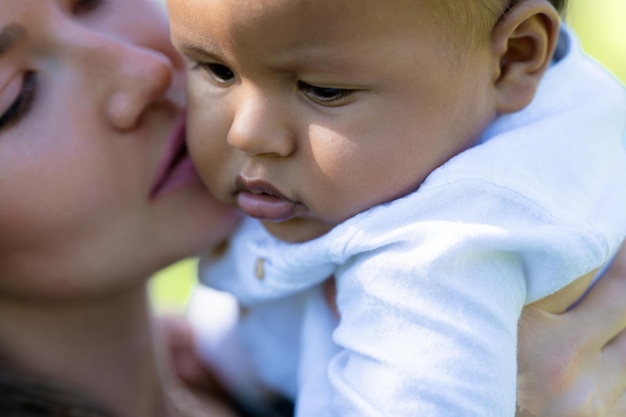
left=548, top=0, right=568, bottom=13
left=0, top=371, right=118, bottom=417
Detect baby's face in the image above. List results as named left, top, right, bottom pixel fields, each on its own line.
left=169, top=0, right=499, bottom=242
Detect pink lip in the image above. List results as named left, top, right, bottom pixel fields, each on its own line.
left=235, top=176, right=302, bottom=222
left=150, top=117, right=200, bottom=199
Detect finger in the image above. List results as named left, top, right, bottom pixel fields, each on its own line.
left=564, top=243, right=626, bottom=346
left=160, top=320, right=220, bottom=387
left=613, top=241, right=626, bottom=270
left=159, top=315, right=195, bottom=348
left=589, top=385, right=626, bottom=417
left=575, top=243, right=626, bottom=315
left=157, top=316, right=212, bottom=384
left=609, top=390, right=626, bottom=417
left=601, top=314, right=626, bottom=402
left=604, top=308, right=626, bottom=365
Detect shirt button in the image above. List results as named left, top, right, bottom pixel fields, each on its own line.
left=255, top=258, right=265, bottom=280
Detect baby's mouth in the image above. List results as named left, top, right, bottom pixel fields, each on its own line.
left=235, top=176, right=301, bottom=222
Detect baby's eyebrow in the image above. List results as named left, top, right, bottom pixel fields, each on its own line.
left=175, top=35, right=223, bottom=60
left=0, top=23, right=26, bottom=57
left=180, top=43, right=209, bottom=57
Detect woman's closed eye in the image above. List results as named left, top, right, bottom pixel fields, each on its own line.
left=72, top=0, right=105, bottom=14
left=297, top=81, right=355, bottom=107
left=0, top=71, right=37, bottom=132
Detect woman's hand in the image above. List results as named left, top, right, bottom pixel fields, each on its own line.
left=159, top=316, right=241, bottom=417
left=517, top=243, right=626, bottom=416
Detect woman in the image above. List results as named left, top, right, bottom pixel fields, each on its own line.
left=0, top=0, right=624, bottom=416
left=0, top=0, right=239, bottom=415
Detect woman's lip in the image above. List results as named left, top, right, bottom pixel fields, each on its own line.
left=235, top=176, right=302, bottom=221
left=150, top=117, right=199, bottom=199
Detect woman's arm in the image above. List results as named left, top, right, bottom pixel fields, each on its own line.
left=517, top=242, right=626, bottom=416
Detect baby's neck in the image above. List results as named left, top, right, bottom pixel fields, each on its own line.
left=0, top=282, right=172, bottom=417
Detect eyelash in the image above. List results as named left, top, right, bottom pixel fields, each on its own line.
left=297, top=81, right=354, bottom=106
left=0, top=72, right=37, bottom=132
left=0, top=2, right=103, bottom=133
left=191, top=62, right=235, bottom=84
left=190, top=61, right=355, bottom=106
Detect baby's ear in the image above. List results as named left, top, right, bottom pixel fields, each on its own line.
left=490, top=0, right=560, bottom=114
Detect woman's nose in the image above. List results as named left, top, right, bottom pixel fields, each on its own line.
left=103, top=46, right=174, bottom=131
left=65, top=30, right=175, bottom=131
left=227, top=91, right=296, bottom=158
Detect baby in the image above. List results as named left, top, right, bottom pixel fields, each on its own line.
left=168, top=0, right=626, bottom=415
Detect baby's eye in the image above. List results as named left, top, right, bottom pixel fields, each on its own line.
left=298, top=81, right=354, bottom=106
left=192, top=62, right=235, bottom=84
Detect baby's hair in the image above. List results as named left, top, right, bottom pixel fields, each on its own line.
left=507, top=0, right=568, bottom=12
left=505, top=0, right=568, bottom=15
left=434, top=0, right=569, bottom=50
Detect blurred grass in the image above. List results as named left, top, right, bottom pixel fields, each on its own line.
left=150, top=258, right=198, bottom=312
left=150, top=0, right=626, bottom=312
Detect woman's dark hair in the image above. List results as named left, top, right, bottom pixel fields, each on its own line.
left=0, top=372, right=118, bottom=417
left=549, top=0, right=568, bottom=13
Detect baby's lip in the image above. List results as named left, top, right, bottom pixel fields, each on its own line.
left=235, top=176, right=302, bottom=222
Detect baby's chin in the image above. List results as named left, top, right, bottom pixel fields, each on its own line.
left=261, top=218, right=334, bottom=243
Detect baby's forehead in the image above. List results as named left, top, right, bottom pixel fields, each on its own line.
left=317, top=0, right=504, bottom=42
left=171, top=0, right=504, bottom=60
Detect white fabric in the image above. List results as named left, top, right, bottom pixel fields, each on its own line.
left=186, top=287, right=270, bottom=404
left=192, top=27, right=626, bottom=417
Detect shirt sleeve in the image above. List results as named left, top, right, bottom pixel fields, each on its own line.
left=329, top=229, right=526, bottom=416
left=324, top=182, right=614, bottom=416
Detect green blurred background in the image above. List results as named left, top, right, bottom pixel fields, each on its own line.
left=150, top=0, right=626, bottom=312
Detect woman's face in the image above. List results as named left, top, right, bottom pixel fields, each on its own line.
left=0, top=0, right=239, bottom=300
